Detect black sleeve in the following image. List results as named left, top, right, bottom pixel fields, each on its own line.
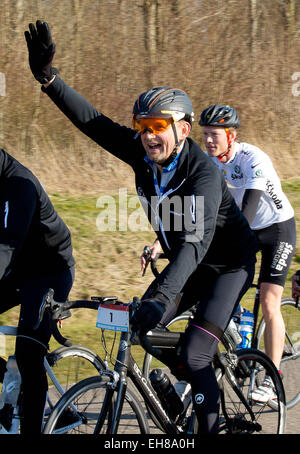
left=0, top=177, right=37, bottom=279
left=42, top=76, right=141, bottom=166
left=241, top=189, right=263, bottom=225
left=156, top=167, right=222, bottom=302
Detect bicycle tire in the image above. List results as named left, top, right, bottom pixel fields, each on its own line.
left=45, top=344, right=104, bottom=416
left=219, top=348, right=286, bottom=434
left=256, top=298, right=300, bottom=409
left=43, top=375, right=149, bottom=434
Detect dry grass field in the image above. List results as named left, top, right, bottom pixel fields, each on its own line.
left=1, top=178, right=299, bottom=366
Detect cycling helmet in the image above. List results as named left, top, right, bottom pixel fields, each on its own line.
left=199, top=104, right=240, bottom=129
left=133, top=87, right=194, bottom=167
left=133, top=86, right=194, bottom=125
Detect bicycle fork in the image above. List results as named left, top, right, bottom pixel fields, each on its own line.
left=221, top=353, right=258, bottom=428
left=94, top=332, right=129, bottom=435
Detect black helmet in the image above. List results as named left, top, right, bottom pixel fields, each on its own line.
left=199, top=104, right=239, bottom=128
left=133, top=86, right=194, bottom=125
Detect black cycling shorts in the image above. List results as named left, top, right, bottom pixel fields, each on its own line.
left=254, top=217, right=296, bottom=287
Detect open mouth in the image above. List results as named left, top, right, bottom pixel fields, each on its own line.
left=147, top=143, right=161, bottom=151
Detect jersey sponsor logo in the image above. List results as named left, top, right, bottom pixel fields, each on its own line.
left=195, top=393, right=205, bottom=405
left=251, top=162, right=260, bottom=168
left=271, top=242, right=294, bottom=271
left=265, top=179, right=283, bottom=209
left=137, top=186, right=146, bottom=198
left=230, top=165, right=244, bottom=180
left=270, top=273, right=283, bottom=277
left=253, top=169, right=263, bottom=177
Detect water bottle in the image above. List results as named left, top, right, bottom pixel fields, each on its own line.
left=0, top=355, right=21, bottom=408
left=149, top=368, right=184, bottom=420
left=238, top=310, right=254, bottom=349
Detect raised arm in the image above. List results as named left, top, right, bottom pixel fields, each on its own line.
left=25, top=20, right=142, bottom=166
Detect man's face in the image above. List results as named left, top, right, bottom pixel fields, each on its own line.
left=202, top=126, right=229, bottom=158
left=139, top=119, right=190, bottom=165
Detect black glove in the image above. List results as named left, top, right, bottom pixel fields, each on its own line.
left=131, top=292, right=169, bottom=335
left=24, top=20, right=59, bottom=84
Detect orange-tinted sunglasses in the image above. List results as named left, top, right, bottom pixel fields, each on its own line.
left=132, top=116, right=174, bottom=135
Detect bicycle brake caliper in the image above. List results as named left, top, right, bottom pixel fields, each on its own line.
left=106, top=370, right=120, bottom=389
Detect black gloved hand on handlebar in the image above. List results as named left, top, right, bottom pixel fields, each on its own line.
left=24, top=20, right=59, bottom=84
left=131, top=292, right=170, bottom=335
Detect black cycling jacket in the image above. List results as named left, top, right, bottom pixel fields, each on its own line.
left=0, top=149, right=75, bottom=280
left=42, top=76, right=257, bottom=302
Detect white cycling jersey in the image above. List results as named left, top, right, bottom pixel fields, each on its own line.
left=210, top=142, right=294, bottom=230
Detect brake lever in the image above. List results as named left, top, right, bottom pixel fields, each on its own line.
left=33, top=288, right=55, bottom=330
left=142, top=246, right=151, bottom=276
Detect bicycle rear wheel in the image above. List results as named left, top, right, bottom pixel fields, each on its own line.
left=219, top=348, right=286, bottom=434
left=256, top=298, right=300, bottom=409
left=43, top=375, right=149, bottom=434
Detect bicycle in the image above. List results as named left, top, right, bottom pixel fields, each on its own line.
left=43, top=290, right=286, bottom=434
left=0, top=289, right=104, bottom=433
left=146, top=250, right=300, bottom=410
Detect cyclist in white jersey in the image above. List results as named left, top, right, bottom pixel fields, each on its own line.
left=199, top=104, right=296, bottom=403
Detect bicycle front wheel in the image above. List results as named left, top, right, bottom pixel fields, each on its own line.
left=43, top=375, right=149, bottom=434
left=219, top=348, right=286, bottom=434
left=256, top=298, right=300, bottom=409
left=45, top=344, right=104, bottom=419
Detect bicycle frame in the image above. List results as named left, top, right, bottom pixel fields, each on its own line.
left=97, top=329, right=190, bottom=434
left=251, top=284, right=261, bottom=350
left=97, top=325, right=268, bottom=435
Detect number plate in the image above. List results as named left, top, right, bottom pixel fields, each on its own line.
left=96, top=304, right=130, bottom=332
